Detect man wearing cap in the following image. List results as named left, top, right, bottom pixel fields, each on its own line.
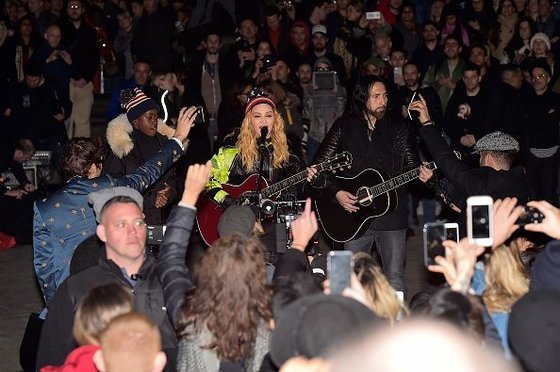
left=410, top=95, right=530, bottom=211
left=521, top=59, right=560, bottom=205
left=36, top=187, right=177, bottom=370
left=310, top=24, right=347, bottom=85
left=33, top=105, right=197, bottom=305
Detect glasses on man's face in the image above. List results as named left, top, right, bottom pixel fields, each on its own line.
left=531, top=73, right=548, bottom=82
left=315, top=66, right=330, bottom=72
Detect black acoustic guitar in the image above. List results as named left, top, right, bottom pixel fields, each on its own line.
left=315, top=162, right=437, bottom=243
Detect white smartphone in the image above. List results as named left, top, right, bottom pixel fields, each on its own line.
left=366, top=11, right=381, bottom=20
left=466, top=196, right=494, bottom=246
left=444, top=222, right=459, bottom=243
left=327, top=251, right=353, bottom=295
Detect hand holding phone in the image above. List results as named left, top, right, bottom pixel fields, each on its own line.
left=467, top=196, right=494, bottom=246
left=327, top=251, right=353, bottom=295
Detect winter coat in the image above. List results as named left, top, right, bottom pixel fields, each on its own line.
left=103, top=114, right=179, bottom=225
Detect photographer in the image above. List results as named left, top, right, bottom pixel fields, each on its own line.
left=302, top=56, right=346, bottom=162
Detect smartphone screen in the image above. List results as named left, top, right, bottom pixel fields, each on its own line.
left=444, top=223, right=459, bottom=243
left=327, top=251, right=352, bottom=295
left=423, top=223, right=445, bottom=267
left=471, top=205, right=490, bottom=239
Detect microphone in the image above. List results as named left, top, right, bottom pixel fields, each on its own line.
left=259, top=126, right=268, bottom=148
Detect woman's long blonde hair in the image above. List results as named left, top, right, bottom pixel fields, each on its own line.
left=236, top=110, right=289, bottom=171
left=353, top=252, right=408, bottom=324
left=483, top=244, right=529, bottom=313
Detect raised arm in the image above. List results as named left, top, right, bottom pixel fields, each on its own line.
left=156, top=162, right=212, bottom=326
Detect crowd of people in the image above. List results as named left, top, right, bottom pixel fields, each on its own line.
left=1, top=0, right=560, bottom=371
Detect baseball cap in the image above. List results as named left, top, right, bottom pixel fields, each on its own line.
left=88, top=187, right=144, bottom=222
left=311, top=24, right=327, bottom=36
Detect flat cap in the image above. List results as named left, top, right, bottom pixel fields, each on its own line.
left=472, top=131, right=519, bottom=153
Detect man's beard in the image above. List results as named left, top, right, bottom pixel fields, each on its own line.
left=366, top=106, right=386, bottom=120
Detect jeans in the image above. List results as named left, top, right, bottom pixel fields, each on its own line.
left=344, top=228, right=407, bottom=292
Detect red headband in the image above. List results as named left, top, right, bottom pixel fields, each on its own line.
left=245, top=96, right=276, bottom=114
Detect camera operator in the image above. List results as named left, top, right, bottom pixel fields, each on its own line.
left=409, top=94, right=530, bottom=213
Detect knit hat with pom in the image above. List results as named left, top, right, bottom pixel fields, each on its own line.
left=120, top=88, right=159, bottom=122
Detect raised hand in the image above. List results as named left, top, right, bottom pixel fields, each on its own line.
left=524, top=200, right=560, bottom=240
left=290, top=198, right=318, bottom=250
left=492, top=197, right=524, bottom=248
left=180, top=161, right=212, bottom=206
left=174, top=106, right=199, bottom=143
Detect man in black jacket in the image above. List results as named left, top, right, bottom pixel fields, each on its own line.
left=313, top=75, right=422, bottom=296
left=410, top=95, right=530, bottom=212
left=36, top=187, right=178, bottom=371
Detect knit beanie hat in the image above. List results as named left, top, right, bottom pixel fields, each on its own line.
left=244, top=87, right=276, bottom=113
left=530, top=32, right=551, bottom=51
left=120, top=88, right=159, bottom=122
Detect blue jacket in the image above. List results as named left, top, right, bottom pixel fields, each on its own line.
left=33, top=139, right=184, bottom=304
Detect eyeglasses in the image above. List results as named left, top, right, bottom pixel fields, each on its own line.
left=531, top=73, right=548, bottom=81
left=68, top=4, right=82, bottom=10
left=315, top=66, right=330, bottom=72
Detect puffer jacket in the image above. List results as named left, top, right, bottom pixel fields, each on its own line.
left=103, top=114, right=180, bottom=224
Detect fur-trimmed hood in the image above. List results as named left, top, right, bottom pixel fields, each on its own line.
left=106, top=114, right=176, bottom=159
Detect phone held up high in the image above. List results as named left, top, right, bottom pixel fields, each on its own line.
left=467, top=196, right=494, bottom=247
left=327, top=251, right=353, bottom=295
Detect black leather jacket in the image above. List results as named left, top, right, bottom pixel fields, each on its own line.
left=313, top=113, right=420, bottom=230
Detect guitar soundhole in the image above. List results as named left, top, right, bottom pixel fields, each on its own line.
left=356, top=187, right=373, bottom=207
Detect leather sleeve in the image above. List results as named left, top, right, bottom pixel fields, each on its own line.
left=396, top=121, right=421, bottom=171
left=311, top=119, right=344, bottom=198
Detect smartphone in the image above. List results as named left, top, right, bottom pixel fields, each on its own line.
left=466, top=196, right=494, bottom=246
left=444, top=222, right=460, bottom=243
left=393, top=66, right=403, bottom=78
left=423, top=222, right=446, bottom=267
left=147, top=225, right=167, bottom=244
left=313, top=71, right=337, bottom=90
left=194, top=106, right=205, bottom=123
left=327, top=251, right=353, bottom=295
left=366, top=11, right=381, bottom=20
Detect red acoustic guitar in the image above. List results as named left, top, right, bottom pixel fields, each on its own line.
left=196, top=152, right=353, bottom=246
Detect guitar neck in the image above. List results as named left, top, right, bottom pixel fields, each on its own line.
left=370, top=162, right=436, bottom=198
left=261, top=160, right=332, bottom=197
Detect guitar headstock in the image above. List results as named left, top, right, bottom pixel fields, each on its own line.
left=317, top=151, right=353, bottom=173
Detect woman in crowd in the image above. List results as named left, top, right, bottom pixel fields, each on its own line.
left=464, top=0, right=496, bottom=43
left=488, top=0, right=518, bottom=63
left=504, top=16, right=536, bottom=64
left=353, top=252, right=408, bottom=324
left=482, top=244, right=529, bottom=356
left=175, top=234, right=272, bottom=371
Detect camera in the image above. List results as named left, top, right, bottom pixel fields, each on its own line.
left=328, top=251, right=353, bottom=294
left=261, top=54, right=277, bottom=70
left=147, top=225, right=166, bottom=245
left=467, top=196, right=494, bottom=246
left=366, top=11, right=381, bottom=20
left=516, top=206, right=544, bottom=226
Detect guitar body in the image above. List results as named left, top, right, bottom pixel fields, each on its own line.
left=196, top=174, right=268, bottom=246
left=315, top=168, right=398, bottom=243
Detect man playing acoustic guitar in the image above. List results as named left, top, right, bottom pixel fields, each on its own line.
left=313, top=75, right=432, bottom=298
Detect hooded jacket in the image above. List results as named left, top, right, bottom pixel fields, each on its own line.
left=103, top=114, right=179, bottom=225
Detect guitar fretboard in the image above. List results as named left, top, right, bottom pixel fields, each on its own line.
left=262, top=160, right=331, bottom=197
left=370, top=162, right=437, bottom=198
